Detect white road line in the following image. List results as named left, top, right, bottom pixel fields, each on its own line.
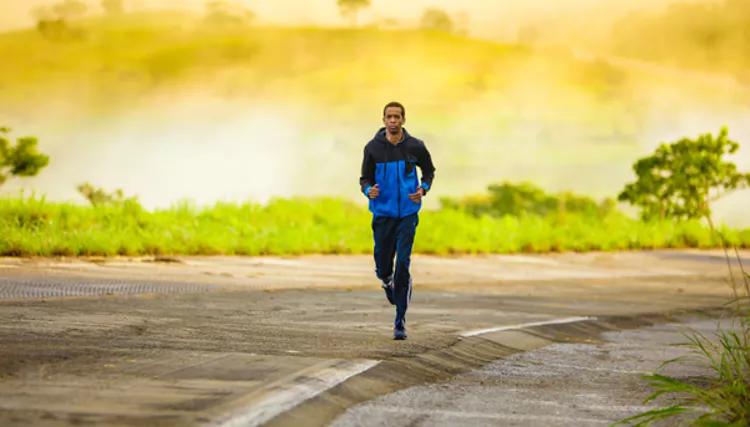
left=460, top=316, right=594, bottom=337
left=214, top=359, right=380, bottom=427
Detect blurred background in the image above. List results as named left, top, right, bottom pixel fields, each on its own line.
left=1, top=0, right=749, bottom=226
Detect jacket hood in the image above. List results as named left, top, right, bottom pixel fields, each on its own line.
left=373, top=127, right=411, bottom=144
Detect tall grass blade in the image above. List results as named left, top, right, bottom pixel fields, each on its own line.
left=610, top=405, right=697, bottom=427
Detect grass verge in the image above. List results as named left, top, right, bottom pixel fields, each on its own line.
left=612, top=242, right=750, bottom=427
left=1, top=195, right=749, bottom=257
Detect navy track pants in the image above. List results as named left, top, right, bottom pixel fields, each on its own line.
left=372, top=212, right=419, bottom=331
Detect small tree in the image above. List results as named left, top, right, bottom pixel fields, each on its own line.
left=101, top=0, right=124, bottom=16
left=36, top=18, right=73, bottom=41
left=618, top=127, right=750, bottom=227
left=337, top=0, right=370, bottom=27
left=31, top=1, right=88, bottom=41
left=0, top=127, right=50, bottom=187
left=420, top=8, right=454, bottom=34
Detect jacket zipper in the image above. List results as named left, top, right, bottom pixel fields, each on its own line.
left=397, top=163, right=401, bottom=218
left=396, top=144, right=401, bottom=218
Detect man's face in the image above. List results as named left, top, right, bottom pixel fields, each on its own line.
left=383, top=107, right=405, bottom=134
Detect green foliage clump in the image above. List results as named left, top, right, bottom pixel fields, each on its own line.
left=0, top=127, right=50, bottom=187
left=618, top=127, right=750, bottom=223
left=440, top=181, right=615, bottom=220
left=76, top=182, right=139, bottom=207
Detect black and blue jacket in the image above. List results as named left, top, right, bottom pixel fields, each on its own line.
left=359, top=127, right=436, bottom=218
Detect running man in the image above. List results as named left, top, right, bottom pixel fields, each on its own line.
left=359, top=101, right=436, bottom=340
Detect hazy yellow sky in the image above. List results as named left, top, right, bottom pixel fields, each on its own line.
left=1, top=0, right=685, bottom=37
left=2, top=0, right=747, bottom=227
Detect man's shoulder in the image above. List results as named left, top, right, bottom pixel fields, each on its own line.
left=364, top=138, right=379, bottom=150
left=406, top=134, right=426, bottom=148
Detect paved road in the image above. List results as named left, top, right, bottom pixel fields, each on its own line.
left=332, top=317, right=732, bottom=427
left=0, top=250, right=746, bottom=426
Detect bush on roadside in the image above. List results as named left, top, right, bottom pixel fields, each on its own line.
left=439, top=181, right=617, bottom=220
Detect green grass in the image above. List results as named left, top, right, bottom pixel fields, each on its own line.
left=2, top=195, right=750, bottom=257
left=613, top=255, right=750, bottom=427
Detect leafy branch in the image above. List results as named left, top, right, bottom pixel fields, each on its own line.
left=0, top=127, right=50, bottom=187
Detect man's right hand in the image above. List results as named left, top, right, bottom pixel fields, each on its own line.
left=368, top=184, right=380, bottom=199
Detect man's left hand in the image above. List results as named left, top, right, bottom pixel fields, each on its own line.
left=408, top=187, right=425, bottom=203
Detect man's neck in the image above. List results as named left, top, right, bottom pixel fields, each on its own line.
left=386, top=130, right=403, bottom=145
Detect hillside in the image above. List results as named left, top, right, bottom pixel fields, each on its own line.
left=0, top=12, right=621, bottom=117
left=606, top=0, right=750, bottom=81
left=0, top=11, right=748, bottom=227
left=2, top=11, right=735, bottom=135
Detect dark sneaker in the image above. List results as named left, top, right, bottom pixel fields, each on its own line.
left=382, top=278, right=395, bottom=305
left=393, top=329, right=407, bottom=340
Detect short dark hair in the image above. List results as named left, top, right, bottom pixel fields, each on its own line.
left=383, top=101, right=405, bottom=119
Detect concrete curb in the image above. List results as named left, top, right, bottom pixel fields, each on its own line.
left=258, top=304, right=732, bottom=427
